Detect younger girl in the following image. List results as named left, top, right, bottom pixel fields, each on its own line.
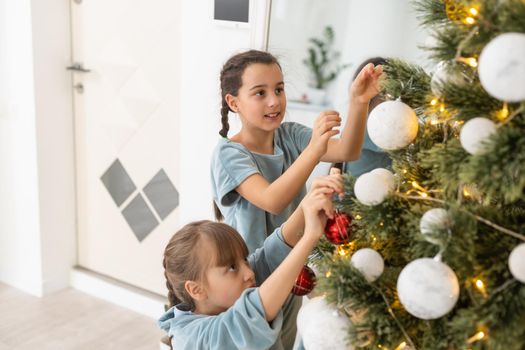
left=159, top=175, right=342, bottom=350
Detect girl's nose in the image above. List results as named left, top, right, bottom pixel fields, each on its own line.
left=243, top=265, right=255, bottom=282
left=268, top=93, right=279, bottom=107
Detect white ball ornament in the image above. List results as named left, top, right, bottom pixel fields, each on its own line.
left=459, top=117, right=497, bottom=155
left=478, top=32, right=525, bottom=102
left=509, top=243, right=525, bottom=283
left=297, top=296, right=354, bottom=350
left=351, top=248, right=385, bottom=282
left=370, top=168, right=396, bottom=190
left=354, top=171, right=395, bottom=206
left=367, top=100, right=419, bottom=151
left=397, top=258, right=460, bottom=320
left=420, top=208, right=453, bottom=245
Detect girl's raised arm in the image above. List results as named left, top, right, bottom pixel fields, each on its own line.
left=235, top=111, right=340, bottom=214
left=321, top=63, right=383, bottom=163
left=257, top=183, right=335, bottom=321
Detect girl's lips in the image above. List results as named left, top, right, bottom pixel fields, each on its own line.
left=264, top=112, right=280, bottom=118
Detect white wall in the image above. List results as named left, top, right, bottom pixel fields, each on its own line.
left=0, top=0, right=75, bottom=296
left=0, top=0, right=270, bottom=295
left=0, top=0, right=44, bottom=295
left=31, top=0, right=76, bottom=294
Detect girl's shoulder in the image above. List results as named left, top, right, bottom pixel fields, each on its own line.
left=212, top=137, right=252, bottom=158
left=276, top=121, right=311, bottom=135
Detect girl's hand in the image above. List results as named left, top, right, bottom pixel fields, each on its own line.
left=300, top=182, right=336, bottom=243
left=310, top=167, right=344, bottom=199
left=350, top=63, right=383, bottom=104
left=308, top=110, right=341, bottom=158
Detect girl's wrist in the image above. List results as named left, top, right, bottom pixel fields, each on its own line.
left=348, top=93, right=370, bottom=106
left=304, top=144, right=324, bottom=161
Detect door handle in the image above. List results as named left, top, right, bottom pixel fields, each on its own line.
left=66, top=63, right=91, bottom=73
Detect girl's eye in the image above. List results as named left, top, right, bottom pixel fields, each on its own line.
left=228, top=264, right=236, bottom=272
left=276, top=87, right=284, bottom=94
left=255, top=90, right=265, bottom=97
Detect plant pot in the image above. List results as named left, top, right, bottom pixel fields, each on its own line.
left=304, top=87, right=327, bottom=106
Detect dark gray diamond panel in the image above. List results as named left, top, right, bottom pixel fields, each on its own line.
left=100, top=159, right=137, bottom=206
left=143, top=169, right=179, bottom=220
left=121, top=193, right=159, bottom=242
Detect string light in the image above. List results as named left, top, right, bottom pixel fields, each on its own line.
left=467, top=331, right=486, bottom=344
left=394, top=342, right=407, bottom=350
left=474, top=278, right=488, bottom=297
left=475, top=279, right=484, bottom=289
left=355, top=214, right=362, bottom=220
left=464, top=16, right=475, bottom=24
left=457, top=56, right=478, bottom=68
left=325, top=270, right=332, bottom=278
left=496, top=102, right=509, bottom=121
left=337, top=243, right=352, bottom=257
left=430, top=98, right=439, bottom=106
left=469, top=7, right=478, bottom=16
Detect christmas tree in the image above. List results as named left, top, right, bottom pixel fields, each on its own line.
left=303, top=1, right=525, bottom=349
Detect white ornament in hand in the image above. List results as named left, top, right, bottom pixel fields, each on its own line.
left=354, top=168, right=395, bottom=206
left=397, top=258, right=459, bottom=320
left=367, top=100, right=419, bottom=151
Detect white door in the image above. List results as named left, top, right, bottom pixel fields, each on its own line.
left=70, top=0, right=180, bottom=295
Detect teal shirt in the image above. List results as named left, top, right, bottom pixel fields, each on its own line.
left=344, top=130, right=391, bottom=177
left=158, top=227, right=292, bottom=350
left=210, top=122, right=312, bottom=253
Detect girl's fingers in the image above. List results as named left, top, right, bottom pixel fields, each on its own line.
left=321, top=129, right=340, bottom=140
left=329, top=167, right=341, bottom=175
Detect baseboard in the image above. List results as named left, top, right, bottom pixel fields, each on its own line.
left=70, top=266, right=166, bottom=320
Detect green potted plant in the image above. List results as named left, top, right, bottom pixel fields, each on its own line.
left=303, top=26, right=349, bottom=105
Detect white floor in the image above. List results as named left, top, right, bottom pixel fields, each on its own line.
left=0, top=282, right=165, bottom=350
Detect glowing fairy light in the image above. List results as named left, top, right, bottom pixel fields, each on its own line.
left=395, top=342, right=407, bottom=350
left=496, top=103, right=509, bottom=121
left=464, top=16, right=475, bottom=24
left=458, top=56, right=478, bottom=67
left=467, top=331, right=486, bottom=344
left=337, top=244, right=351, bottom=257
left=475, top=279, right=484, bottom=289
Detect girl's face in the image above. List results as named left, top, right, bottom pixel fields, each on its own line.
left=230, top=63, right=286, bottom=133
left=201, top=255, right=256, bottom=315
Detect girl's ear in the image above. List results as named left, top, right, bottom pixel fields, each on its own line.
left=185, top=280, right=207, bottom=301
left=225, top=94, right=238, bottom=113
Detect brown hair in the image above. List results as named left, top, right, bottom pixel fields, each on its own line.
left=162, top=220, right=249, bottom=310
left=214, top=50, right=281, bottom=221
left=218, top=49, right=281, bottom=138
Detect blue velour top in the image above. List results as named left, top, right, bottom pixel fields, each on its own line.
left=158, top=226, right=292, bottom=350
left=210, top=122, right=312, bottom=253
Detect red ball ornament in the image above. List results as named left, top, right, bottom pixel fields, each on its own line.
left=324, top=212, right=352, bottom=245
left=291, top=265, right=317, bottom=296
